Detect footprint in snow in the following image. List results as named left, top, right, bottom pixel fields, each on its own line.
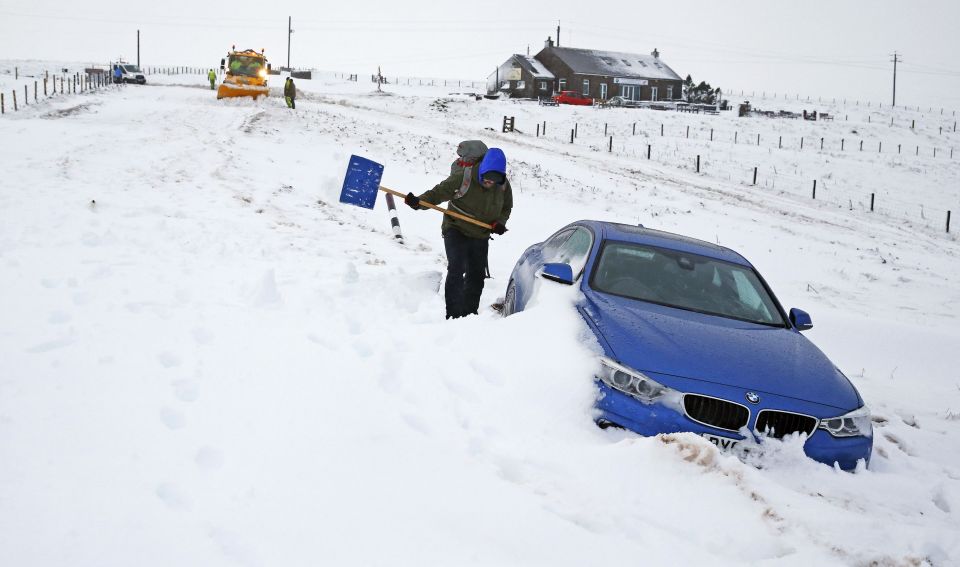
left=195, top=446, right=224, bottom=470
left=157, top=351, right=181, bottom=368
left=160, top=407, right=186, bottom=430
left=155, top=483, right=191, bottom=511
left=171, top=380, right=199, bottom=403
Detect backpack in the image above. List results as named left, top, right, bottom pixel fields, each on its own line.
left=450, top=140, right=488, bottom=199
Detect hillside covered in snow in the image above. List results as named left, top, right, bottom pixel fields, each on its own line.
left=1, top=63, right=959, bottom=566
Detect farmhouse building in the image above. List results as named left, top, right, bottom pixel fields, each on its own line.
left=488, top=38, right=683, bottom=102
left=485, top=54, right=555, bottom=99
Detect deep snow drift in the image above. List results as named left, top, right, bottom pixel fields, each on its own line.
left=1, top=64, right=959, bottom=566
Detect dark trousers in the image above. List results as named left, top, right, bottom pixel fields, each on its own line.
left=443, top=229, right=489, bottom=319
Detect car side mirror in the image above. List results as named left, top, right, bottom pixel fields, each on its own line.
left=541, top=263, right=574, bottom=285
left=789, top=308, right=813, bottom=331
left=220, top=58, right=225, bottom=71
left=267, top=63, right=272, bottom=72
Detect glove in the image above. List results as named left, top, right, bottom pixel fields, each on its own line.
left=491, top=222, right=507, bottom=235
left=404, top=192, right=420, bottom=210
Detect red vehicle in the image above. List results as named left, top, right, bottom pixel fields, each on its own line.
left=552, top=90, right=594, bottom=106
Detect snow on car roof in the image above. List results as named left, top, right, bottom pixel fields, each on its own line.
left=584, top=221, right=748, bottom=265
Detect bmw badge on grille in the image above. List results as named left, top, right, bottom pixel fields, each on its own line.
left=745, top=392, right=760, bottom=404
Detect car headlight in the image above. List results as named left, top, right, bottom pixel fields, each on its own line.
left=258, top=69, right=267, bottom=78
left=597, top=357, right=671, bottom=404
left=818, top=406, right=872, bottom=438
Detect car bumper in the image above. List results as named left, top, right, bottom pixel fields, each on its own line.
left=595, top=381, right=872, bottom=471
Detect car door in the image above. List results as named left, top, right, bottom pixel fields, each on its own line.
left=507, top=229, right=575, bottom=314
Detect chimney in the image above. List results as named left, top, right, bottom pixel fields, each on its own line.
left=651, top=48, right=660, bottom=59
left=545, top=36, right=554, bottom=49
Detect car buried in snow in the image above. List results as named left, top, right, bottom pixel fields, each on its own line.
left=502, top=221, right=872, bottom=470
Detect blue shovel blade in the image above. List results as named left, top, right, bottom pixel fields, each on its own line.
left=340, top=155, right=385, bottom=209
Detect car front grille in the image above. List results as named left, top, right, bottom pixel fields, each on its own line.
left=756, top=410, right=818, bottom=439
left=683, top=395, right=749, bottom=432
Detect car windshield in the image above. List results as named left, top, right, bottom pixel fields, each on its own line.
left=591, top=241, right=787, bottom=326
left=121, top=65, right=141, bottom=73
left=228, top=55, right=264, bottom=78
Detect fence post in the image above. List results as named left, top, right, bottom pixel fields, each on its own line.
left=947, top=211, right=952, bottom=233
left=757, top=133, right=760, bottom=145
left=860, top=140, right=863, bottom=151
left=898, top=144, right=901, bottom=154
left=842, top=139, right=845, bottom=150
left=752, top=167, right=757, bottom=185
left=632, top=123, right=636, bottom=135
left=44, top=78, right=48, bottom=96
left=570, top=129, right=574, bottom=143
left=647, top=145, right=651, bottom=159
left=543, top=121, right=547, bottom=135
left=879, top=142, right=882, bottom=152
left=870, top=193, right=875, bottom=211
left=1, top=93, right=4, bottom=114
left=696, top=155, right=700, bottom=173
left=812, top=180, right=817, bottom=199
left=575, top=123, right=578, bottom=138
left=801, top=137, right=804, bottom=149
left=24, top=85, right=28, bottom=105
left=779, top=136, right=782, bottom=149
left=916, top=146, right=919, bottom=156
left=821, top=137, right=824, bottom=150
left=604, top=123, right=608, bottom=136
left=911, top=120, right=915, bottom=129
left=608, top=136, right=613, bottom=152
left=536, top=124, right=540, bottom=137
left=735, top=131, right=738, bottom=143
left=34, top=81, right=37, bottom=102
left=710, top=128, right=713, bottom=141
left=12, top=90, right=17, bottom=111
left=661, top=124, right=664, bottom=136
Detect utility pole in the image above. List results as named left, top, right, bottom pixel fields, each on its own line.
left=287, top=16, right=294, bottom=70
left=891, top=51, right=902, bottom=107
left=557, top=21, right=561, bottom=47
left=137, top=30, right=140, bottom=67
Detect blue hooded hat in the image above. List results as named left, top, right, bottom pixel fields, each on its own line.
left=478, top=148, right=506, bottom=179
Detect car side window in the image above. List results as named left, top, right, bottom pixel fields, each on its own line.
left=541, top=229, right=573, bottom=259
left=549, top=227, right=593, bottom=278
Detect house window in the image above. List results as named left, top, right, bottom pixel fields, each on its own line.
left=558, top=78, right=566, bottom=91
left=600, top=83, right=608, bottom=100
left=651, top=86, right=659, bottom=101
left=539, top=80, right=548, bottom=91
left=582, top=79, right=590, bottom=96
left=621, top=85, right=635, bottom=100
left=667, top=86, right=673, bottom=100
left=516, top=80, right=525, bottom=90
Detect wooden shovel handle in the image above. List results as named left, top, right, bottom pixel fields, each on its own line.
left=379, top=186, right=494, bottom=229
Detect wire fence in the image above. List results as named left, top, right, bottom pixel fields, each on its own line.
left=504, top=114, right=957, bottom=236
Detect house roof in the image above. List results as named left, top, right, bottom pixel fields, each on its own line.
left=513, top=54, right=555, bottom=79
left=538, top=47, right=681, bottom=81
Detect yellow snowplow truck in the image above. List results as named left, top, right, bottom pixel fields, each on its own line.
left=217, top=47, right=271, bottom=100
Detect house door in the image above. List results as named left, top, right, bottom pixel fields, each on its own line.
left=621, top=85, right=635, bottom=100
left=651, top=86, right=659, bottom=101
left=600, top=83, right=608, bottom=100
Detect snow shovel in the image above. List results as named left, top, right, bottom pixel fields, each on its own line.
left=338, top=155, right=493, bottom=229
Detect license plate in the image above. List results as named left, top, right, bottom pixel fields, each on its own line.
left=702, top=433, right=741, bottom=451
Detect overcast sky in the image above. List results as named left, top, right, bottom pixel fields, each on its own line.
left=2, top=0, right=960, bottom=109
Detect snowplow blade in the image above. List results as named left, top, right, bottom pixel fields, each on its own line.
left=216, top=83, right=269, bottom=100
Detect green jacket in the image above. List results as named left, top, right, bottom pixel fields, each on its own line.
left=284, top=80, right=296, bottom=98
left=208, top=70, right=216, bottom=81
left=417, top=168, right=513, bottom=239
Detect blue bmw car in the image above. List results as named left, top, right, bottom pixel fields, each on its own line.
left=503, top=221, right=872, bottom=470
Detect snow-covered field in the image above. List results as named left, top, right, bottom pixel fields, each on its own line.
left=2, top=63, right=959, bottom=566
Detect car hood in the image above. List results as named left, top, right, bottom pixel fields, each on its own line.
left=581, top=291, right=861, bottom=410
